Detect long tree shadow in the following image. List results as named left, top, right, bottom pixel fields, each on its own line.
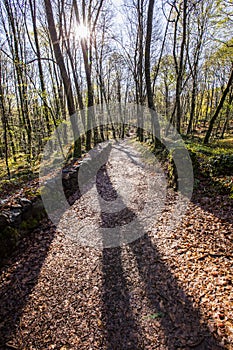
left=130, top=235, right=223, bottom=349
left=0, top=142, right=228, bottom=349
left=96, top=164, right=223, bottom=349
left=0, top=220, right=56, bottom=348
left=0, top=143, right=112, bottom=349
left=96, top=165, right=142, bottom=349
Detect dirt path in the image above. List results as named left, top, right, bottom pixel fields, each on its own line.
left=0, top=140, right=232, bottom=349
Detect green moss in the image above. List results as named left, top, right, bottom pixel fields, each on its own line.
left=185, top=138, right=233, bottom=196
left=208, top=154, right=233, bottom=176
left=24, top=187, right=41, bottom=198
left=186, top=137, right=233, bottom=158
left=38, top=186, right=46, bottom=197
left=20, top=218, right=39, bottom=231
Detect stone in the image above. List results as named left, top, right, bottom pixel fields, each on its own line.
left=31, top=198, right=47, bottom=220
left=19, top=198, right=32, bottom=208
left=0, top=212, right=9, bottom=229
left=11, top=204, right=22, bottom=209
left=9, top=208, right=22, bottom=227
left=20, top=198, right=33, bottom=220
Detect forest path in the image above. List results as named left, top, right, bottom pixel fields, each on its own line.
left=0, top=140, right=232, bottom=349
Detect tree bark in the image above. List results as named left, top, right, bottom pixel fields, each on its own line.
left=0, top=57, right=10, bottom=178
left=145, top=0, right=161, bottom=142
left=204, top=65, right=233, bottom=144
left=175, top=0, right=187, bottom=134
left=44, top=0, right=81, bottom=156
left=3, top=0, right=32, bottom=159
left=73, top=0, right=101, bottom=150
left=29, top=0, right=51, bottom=135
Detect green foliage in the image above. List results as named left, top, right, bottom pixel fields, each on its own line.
left=20, top=218, right=39, bottom=231
left=167, top=150, right=178, bottom=190
left=135, top=136, right=233, bottom=196
left=143, top=312, right=164, bottom=320
left=185, top=138, right=233, bottom=157
left=186, top=137, right=233, bottom=196
left=0, top=168, right=38, bottom=199
left=208, top=154, right=233, bottom=176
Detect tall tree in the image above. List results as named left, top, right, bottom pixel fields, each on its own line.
left=145, top=0, right=161, bottom=142
left=204, top=64, right=233, bottom=144
left=0, top=55, right=10, bottom=178
left=44, top=0, right=81, bottom=156
left=28, top=0, right=51, bottom=135
left=73, top=0, right=104, bottom=150
left=3, top=0, right=32, bottom=159
left=186, top=1, right=212, bottom=134
left=173, top=0, right=188, bottom=134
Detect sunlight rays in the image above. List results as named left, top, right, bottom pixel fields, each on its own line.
left=74, top=22, right=90, bottom=40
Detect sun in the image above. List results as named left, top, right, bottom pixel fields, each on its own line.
left=74, top=23, right=90, bottom=40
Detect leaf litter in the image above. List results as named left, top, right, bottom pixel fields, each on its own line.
left=0, top=140, right=232, bottom=349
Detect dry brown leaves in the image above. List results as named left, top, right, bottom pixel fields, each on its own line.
left=0, top=141, right=232, bottom=349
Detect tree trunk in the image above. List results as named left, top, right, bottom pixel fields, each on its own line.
left=175, top=0, right=187, bottom=134
left=3, top=0, right=32, bottom=160
left=136, top=0, right=144, bottom=142
left=44, top=0, right=81, bottom=157
left=73, top=0, right=99, bottom=150
left=204, top=65, right=233, bottom=144
left=220, top=90, right=233, bottom=139
left=145, top=0, right=161, bottom=143
left=29, top=0, right=51, bottom=135
left=0, top=58, right=10, bottom=179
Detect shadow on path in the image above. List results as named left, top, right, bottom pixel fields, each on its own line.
left=0, top=221, right=55, bottom=349
left=96, top=164, right=223, bottom=349
left=0, top=142, right=228, bottom=349
left=97, top=165, right=141, bottom=349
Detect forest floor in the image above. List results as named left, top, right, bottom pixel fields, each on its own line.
left=0, top=140, right=232, bottom=350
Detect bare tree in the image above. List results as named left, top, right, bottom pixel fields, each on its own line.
left=204, top=64, right=233, bottom=144
left=0, top=54, right=10, bottom=178
left=145, top=0, right=161, bottom=142
left=44, top=0, right=81, bottom=156
left=28, top=0, right=51, bottom=135
left=73, top=0, right=105, bottom=150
